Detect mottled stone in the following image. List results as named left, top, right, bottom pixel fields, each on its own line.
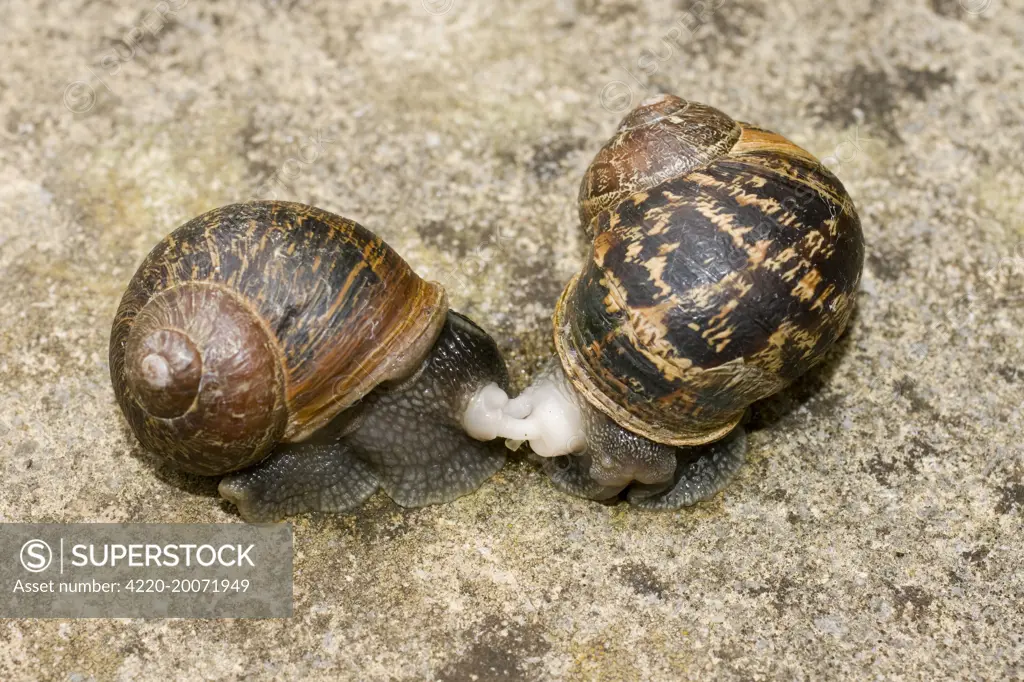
left=1, top=0, right=1022, bottom=679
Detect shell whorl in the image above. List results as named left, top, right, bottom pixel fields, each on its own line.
left=557, top=96, right=864, bottom=447
left=128, top=327, right=202, bottom=419
left=114, top=283, right=289, bottom=474
left=110, top=201, right=448, bottom=475
left=577, top=95, right=741, bottom=238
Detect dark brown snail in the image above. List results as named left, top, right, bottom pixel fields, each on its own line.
left=110, top=201, right=510, bottom=521
left=467, top=95, right=864, bottom=509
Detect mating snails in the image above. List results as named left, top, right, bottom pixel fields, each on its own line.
left=467, top=95, right=864, bottom=509
left=110, top=201, right=509, bottom=521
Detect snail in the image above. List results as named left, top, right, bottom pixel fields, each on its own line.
left=465, top=95, right=864, bottom=509
left=110, top=200, right=511, bottom=521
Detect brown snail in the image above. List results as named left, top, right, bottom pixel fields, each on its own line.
left=110, top=201, right=510, bottom=521
left=465, top=95, right=864, bottom=509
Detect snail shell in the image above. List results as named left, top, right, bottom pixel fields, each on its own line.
left=110, top=201, right=447, bottom=475
left=556, top=95, right=864, bottom=446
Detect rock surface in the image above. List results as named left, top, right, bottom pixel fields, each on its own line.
left=1, top=0, right=1022, bottom=679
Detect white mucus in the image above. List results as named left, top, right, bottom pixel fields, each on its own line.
left=461, top=375, right=585, bottom=458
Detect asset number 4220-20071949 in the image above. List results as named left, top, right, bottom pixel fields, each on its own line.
left=124, top=579, right=251, bottom=593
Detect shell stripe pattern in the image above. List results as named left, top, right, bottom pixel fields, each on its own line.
left=111, top=201, right=446, bottom=444
left=558, top=123, right=864, bottom=446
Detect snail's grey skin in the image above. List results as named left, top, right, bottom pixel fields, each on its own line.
left=543, top=423, right=747, bottom=510
left=519, top=361, right=747, bottom=509
left=623, top=430, right=746, bottom=510
left=219, top=312, right=507, bottom=522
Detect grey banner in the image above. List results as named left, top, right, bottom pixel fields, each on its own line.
left=0, top=524, right=292, bottom=618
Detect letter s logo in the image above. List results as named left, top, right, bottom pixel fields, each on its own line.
left=20, top=539, right=52, bottom=573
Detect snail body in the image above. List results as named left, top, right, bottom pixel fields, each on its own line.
left=468, top=95, right=864, bottom=508
left=111, top=201, right=509, bottom=520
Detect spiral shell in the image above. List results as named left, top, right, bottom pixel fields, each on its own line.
left=110, top=201, right=447, bottom=475
left=556, top=95, right=864, bottom=446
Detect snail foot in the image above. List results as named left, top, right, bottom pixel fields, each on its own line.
left=627, top=426, right=747, bottom=510
left=218, top=440, right=379, bottom=522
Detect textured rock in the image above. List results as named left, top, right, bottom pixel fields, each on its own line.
left=0, top=0, right=1022, bottom=679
